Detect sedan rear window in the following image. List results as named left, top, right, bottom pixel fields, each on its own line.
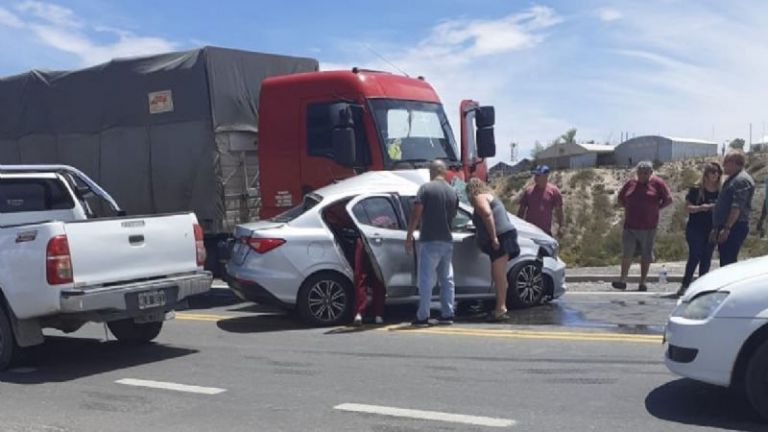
left=270, top=195, right=321, bottom=222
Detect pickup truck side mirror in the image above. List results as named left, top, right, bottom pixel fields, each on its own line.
left=475, top=106, right=496, bottom=158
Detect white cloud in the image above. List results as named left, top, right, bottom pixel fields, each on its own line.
left=414, top=6, right=561, bottom=63
left=597, top=7, right=623, bottom=22
left=0, top=7, right=24, bottom=28
left=17, top=1, right=82, bottom=28
left=6, top=1, right=177, bottom=66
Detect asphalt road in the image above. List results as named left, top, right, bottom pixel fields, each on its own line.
left=0, top=288, right=764, bottom=432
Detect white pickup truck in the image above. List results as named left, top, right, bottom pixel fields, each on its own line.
left=0, top=165, right=212, bottom=369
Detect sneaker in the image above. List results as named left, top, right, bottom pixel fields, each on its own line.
left=374, top=316, right=384, bottom=325
left=437, top=316, right=454, bottom=325
left=411, top=319, right=430, bottom=328
left=352, top=313, right=363, bottom=327
left=611, top=281, right=627, bottom=290
left=638, top=284, right=648, bottom=292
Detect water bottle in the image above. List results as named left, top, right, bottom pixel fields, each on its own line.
left=658, top=265, right=668, bottom=285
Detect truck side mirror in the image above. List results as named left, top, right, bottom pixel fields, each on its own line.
left=333, top=127, right=357, bottom=167
left=475, top=106, right=496, bottom=158
left=476, top=106, right=495, bottom=128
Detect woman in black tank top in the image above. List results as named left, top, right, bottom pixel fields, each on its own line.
left=466, top=178, right=520, bottom=321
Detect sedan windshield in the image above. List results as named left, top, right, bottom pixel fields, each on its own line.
left=370, top=99, right=459, bottom=167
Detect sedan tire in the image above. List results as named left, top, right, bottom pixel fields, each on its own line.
left=297, top=272, right=353, bottom=327
left=506, top=260, right=546, bottom=309
left=745, top=339, right=768, bottom=420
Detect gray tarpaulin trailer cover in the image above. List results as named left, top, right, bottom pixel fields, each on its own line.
left=0, top=46, right=319, bottom=236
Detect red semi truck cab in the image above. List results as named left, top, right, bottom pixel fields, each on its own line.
left=257, top=68, right=496, bottom=218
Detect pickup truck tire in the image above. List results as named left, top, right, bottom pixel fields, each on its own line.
left=107, top=319, right=163, bottom=343
left=0, top=305, right=17, bottom=370
left=297, top=272, right=353, bottom=327
left=745, top=339, right=768, bottom=420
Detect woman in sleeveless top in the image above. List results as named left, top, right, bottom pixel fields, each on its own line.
left=678, top=161, right=722, bottom=297
left=466, top=178, right=520, bottom=321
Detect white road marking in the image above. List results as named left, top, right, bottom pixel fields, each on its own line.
left=334, top=403, right=516, bottom=428
left=116, top=378, right=226, bottom=395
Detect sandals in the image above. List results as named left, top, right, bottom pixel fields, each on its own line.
left=611, top=281, right=627, bottom=290
left=486, top=311, right=509, bottom=322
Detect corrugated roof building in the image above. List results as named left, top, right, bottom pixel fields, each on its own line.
left=613, top=135, right=717, bottom=167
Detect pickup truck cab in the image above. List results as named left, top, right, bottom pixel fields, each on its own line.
left=0, top=165, right=212, bottom=369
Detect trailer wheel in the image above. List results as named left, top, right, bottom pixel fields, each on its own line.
left=0, top=304, right=18, bottom=371
left=108, top=319, right=163, bottom=343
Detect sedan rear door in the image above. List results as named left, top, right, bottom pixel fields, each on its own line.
left=346, top=194, right=416, bottom=298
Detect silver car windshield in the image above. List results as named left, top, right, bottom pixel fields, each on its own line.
left=269, top=194, right=322, bottom=222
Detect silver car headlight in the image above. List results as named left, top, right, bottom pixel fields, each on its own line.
left=671, top=291, right=729, bottom=320
left=533, top=238, right=558, bottom=258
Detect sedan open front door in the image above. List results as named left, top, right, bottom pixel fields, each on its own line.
left=345, top=194, right=416, bottom=299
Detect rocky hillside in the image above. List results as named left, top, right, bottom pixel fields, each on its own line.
left=491, top=153, right=768, bottom=266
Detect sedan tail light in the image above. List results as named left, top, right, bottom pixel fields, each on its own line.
left=194, top=224, right=206, bottom=267
left=46, top=235, right=73, bottom=285
left=244, top=237, right=285, bottom=254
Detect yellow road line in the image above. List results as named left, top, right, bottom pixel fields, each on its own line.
left=381, top=325, right=663, bottom=344
left=175, top=312, right=231, bottom=322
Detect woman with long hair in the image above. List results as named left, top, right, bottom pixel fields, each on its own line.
left=678, top=161, right=723, bottom=297
left=466, top=177, right=520, bottom=321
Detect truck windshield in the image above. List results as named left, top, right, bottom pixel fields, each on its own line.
left=370, top=99, right=458, bottom=168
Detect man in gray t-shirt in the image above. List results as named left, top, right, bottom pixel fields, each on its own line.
left=713, top=150, right=755, bottom=266
left=406, top=160, right=459, bottom=326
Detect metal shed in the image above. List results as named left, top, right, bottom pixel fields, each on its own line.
left=614, top=135, right=717, bottom=167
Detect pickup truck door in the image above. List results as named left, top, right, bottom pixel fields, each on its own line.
left=345, top=194, right=416, bottom=298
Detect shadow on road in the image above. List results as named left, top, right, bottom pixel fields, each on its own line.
left=216, top=313, right=311, bottom=333
left=184, top=290, right=243, bottom=311
left=645, top=378, right=765, bottom=431
left=0, top=336, right=196, bottom=384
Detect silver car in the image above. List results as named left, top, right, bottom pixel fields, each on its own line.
left=226, top=170, right=566, bottom=326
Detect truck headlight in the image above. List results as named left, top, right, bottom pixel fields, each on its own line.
left=534, top=239, right=558, bottom=258
left=672, top=291, right=728, bottom=320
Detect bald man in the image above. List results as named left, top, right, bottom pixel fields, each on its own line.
left=406, top=160, right=459, bottom=327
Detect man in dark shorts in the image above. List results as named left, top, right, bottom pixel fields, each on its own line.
left=613, top=161, right=672, bottom=291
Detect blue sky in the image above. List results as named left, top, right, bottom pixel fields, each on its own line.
left=0, top=0, right=766, bottom=164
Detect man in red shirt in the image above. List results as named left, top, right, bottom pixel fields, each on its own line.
left=517, top=165, right=564, bottom=237
left=612, top=161, right=672, bottom=291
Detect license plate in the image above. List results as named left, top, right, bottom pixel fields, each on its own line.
left=137, top=290, right=167, bottom=310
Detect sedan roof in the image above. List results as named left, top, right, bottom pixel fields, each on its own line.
left=312, top=169, right=430, bottom=201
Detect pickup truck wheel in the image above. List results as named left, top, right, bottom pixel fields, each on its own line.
left=0, top=305, right=17, bottom=370
left=506, top=261, right=545, bottom=309
left=745, top=339, right=768, bottom=420
left=107, top=319, right=163, bottom=343
left=297, top=273, right=353, bottom=327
